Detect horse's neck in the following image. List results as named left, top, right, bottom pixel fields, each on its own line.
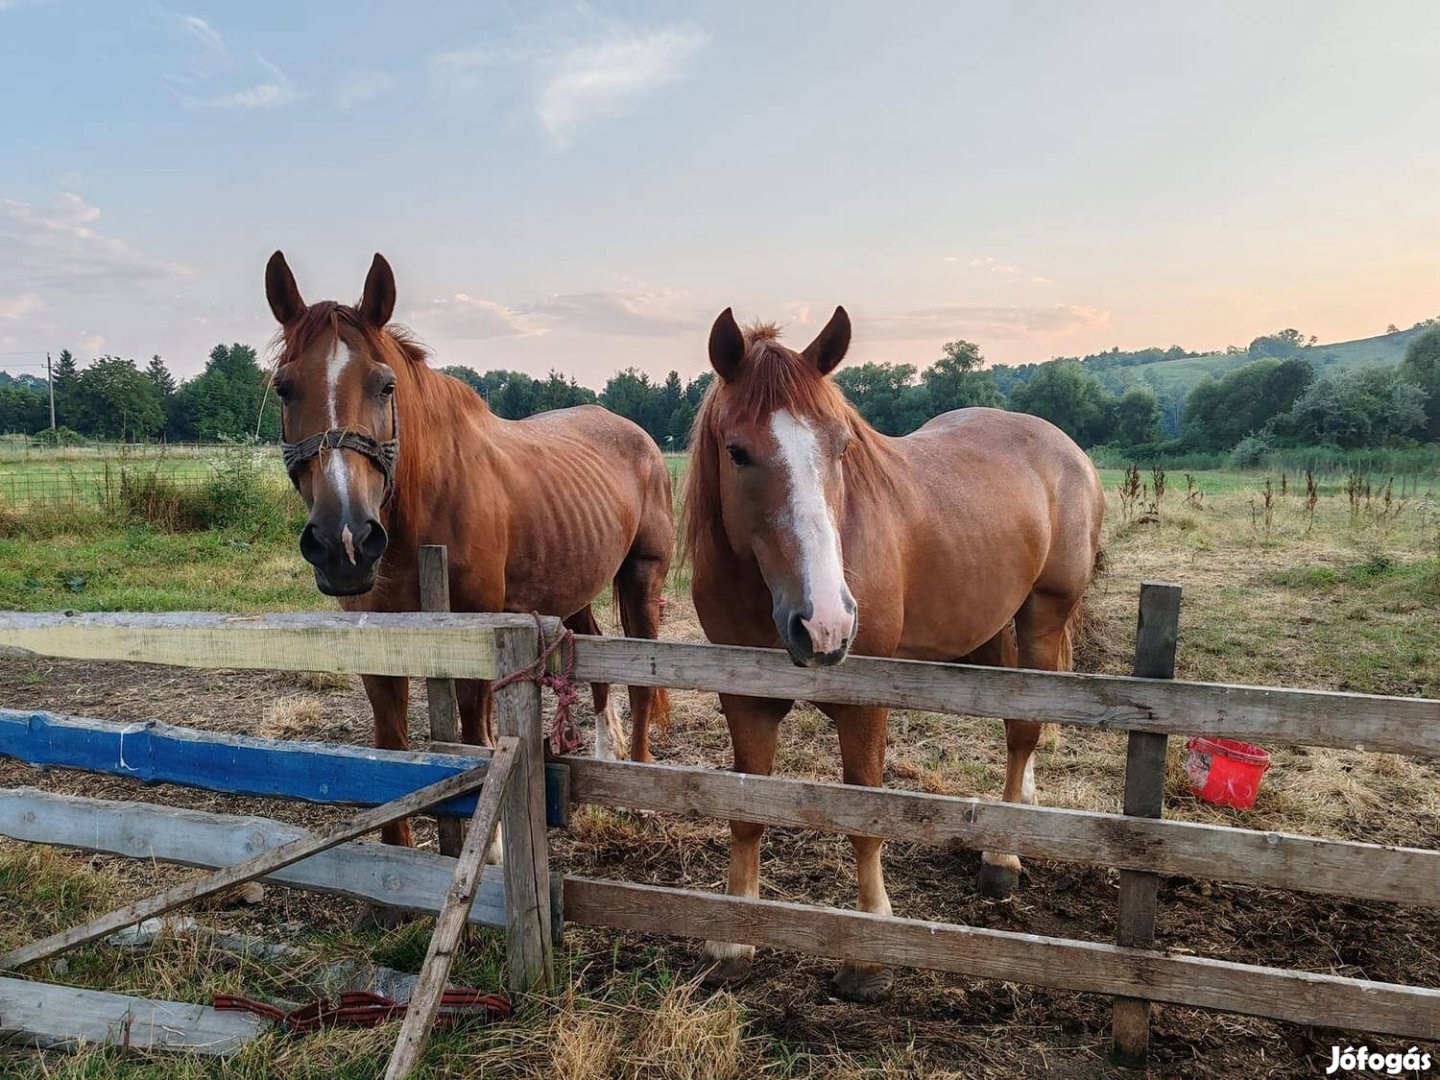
left=385, top=362, right=503, bottom=545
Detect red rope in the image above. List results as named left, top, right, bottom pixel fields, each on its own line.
left=491, top=612, right=581, bottom=755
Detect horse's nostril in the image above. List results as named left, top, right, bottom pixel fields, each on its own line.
left=358, top=518, right=388, bottom=562
left=299, top=523, right=328, bottom=567
left=788, top=613, right=811, bottom=650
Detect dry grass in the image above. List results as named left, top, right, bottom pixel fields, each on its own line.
left=258, top=694, right=326, bottom=739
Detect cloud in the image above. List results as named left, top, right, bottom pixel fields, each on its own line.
left=78, top=333, right=105, bottom=353
left=412, top=286, right=695, bottom=341
left=0, top=292, right=41, bottom=319
left=0, top=192, right=191, bottom=289
left=874, top=304, right=1111, bottom=341
left=180, top=14, right=226, bottom=54
left=407, top=295, right=544, bottom=341
left=183, top=55, right=298, bottom=109
left=515, top=289, right=693, bottom=335
left=334, top=70, right=400, bottom=110
left=536, top=27, right=705, bottom=146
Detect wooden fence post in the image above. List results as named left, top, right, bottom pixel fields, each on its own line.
left=419, top=545, right=464, bottom=858
left=493, top=624, right=553, bottom=993
left=1111, top=581, right=1181, bottom=1068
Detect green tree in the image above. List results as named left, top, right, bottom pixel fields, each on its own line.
left=1113, top=387, right=1162, bottom=446
left=920, top=340, right=1002, bottom=413
left=1400, top=327, right=1440, bottom=438
left=1179, top=358, right=1314, bottom=451
left=833, top=362, right=927, bottom=434
left=1278, top=366, right=1427, bottom=449
left=145, top=355, right=177, bottom=399
left=170, top=343, right=278, bottom=441
left=600, top=368, right=662, bottom=444
left=1007, top=361, right=1117, bottom=446
left=71, top=356, right=165, bottom=440
left=50, top=348, right=78, bottom=427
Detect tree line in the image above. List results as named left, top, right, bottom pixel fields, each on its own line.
left=2, top=323, right=1436, bottom=461
left=0, top=344, right=280, bottom=444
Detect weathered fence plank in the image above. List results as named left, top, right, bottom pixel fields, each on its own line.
left=384, top=737, right=516, bottom=1079
left=1113, top=582, right=1181, bottom=1067
left=437, top=743, right=1440, bottom=909
left=0, top=976, right=265, bottom=1055
left=0, top=709, right=569, bottom=824
left=0, top=610, right=527, bottom=680
left=419, top=545, right=465, bottom=858
left=1, top=761, right=495, bottom=970
left=493, top=625, right=553, bottom=994
left=565, top=877, right=1440, bottom=1040
left=568, top=635, right=1440, bottom=755
left=2, top=611, right=1435, bottom=753
left=0, top=787, right=508, bottom=928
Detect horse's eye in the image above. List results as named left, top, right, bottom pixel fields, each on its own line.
left=273, top=382, right=292, bottom=403
left=380, top=381, right=396, bottom=398
left=727, top=444, right=751, bottom=468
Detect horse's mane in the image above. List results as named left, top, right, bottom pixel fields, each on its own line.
left=681, top=324, right=889, bottom=563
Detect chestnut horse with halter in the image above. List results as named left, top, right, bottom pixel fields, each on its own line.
left=683, top=307, right=1104, bottom=1001
left=266, top=252, right=672, bottom=847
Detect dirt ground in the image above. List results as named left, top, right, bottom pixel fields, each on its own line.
left=2, top=560, right=1437, bottom=1078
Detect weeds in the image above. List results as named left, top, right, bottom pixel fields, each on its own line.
left=1117, top=464, right=1143, bottom=524
left=1183, top=472, right=1205, bottom=510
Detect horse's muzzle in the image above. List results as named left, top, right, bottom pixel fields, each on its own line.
left=300, top=518, right=387, bottom=596
left=776, top=604, right=856, bottom=668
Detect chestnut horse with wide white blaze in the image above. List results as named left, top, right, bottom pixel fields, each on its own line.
left=265, top=251, right=673, bottom=848
left=683, top=307, right=1104, bottom=1002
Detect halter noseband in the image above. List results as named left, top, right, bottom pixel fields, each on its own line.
left=279, top=393, right=400, bottom=507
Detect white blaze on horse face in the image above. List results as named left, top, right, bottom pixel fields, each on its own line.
left=769, top=409, right=853, bottom=654
left=323, top=340, right=357, bottom=546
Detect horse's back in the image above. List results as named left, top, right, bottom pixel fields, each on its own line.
left=875, top=407, right=1102, bottom=658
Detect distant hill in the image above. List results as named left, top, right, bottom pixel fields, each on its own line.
left=1089, top=323, right=1433, bottom=397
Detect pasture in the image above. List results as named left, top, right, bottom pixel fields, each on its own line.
left=0, top=462, right=1436, bottom=1077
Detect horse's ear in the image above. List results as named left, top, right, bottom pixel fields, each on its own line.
left=802, top=306, right=851, bottom=375
left=359, top=253, right=396, bottom=327
left=265, top=251, right=306, bottom=326
left=708, top=308, right=745, bottom=382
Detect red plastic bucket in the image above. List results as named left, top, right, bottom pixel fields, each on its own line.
left=1185, top=737, right=1271, bottom=809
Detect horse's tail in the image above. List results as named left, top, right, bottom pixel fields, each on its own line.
left=612, top=579, right=671, bottom=732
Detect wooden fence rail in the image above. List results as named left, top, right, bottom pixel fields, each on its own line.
left=563, top=878, right=1440, bottom=1041
left=1, top=610, right=1436, bottom=754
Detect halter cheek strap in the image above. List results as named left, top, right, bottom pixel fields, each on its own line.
left=279, top=393, right=400, bottom=507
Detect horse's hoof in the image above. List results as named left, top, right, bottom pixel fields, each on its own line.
left=977, top=862, right=1021, bottom=900
left=831, top=963, right=893, bottom=1003
left=696, top=952, right=753, bottom=989
left=355, top=904, right=417, bottom=932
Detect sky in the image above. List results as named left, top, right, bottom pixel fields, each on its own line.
left=2, top=1, right=1439, bottom=385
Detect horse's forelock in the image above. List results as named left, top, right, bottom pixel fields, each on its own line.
left=276, top=302, right=428, bottom=370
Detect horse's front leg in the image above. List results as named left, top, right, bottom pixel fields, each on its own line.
left=361, top=673, right=412, bottom=847
left=822, top=701, right=894, bottom=1003
left=699, top=693, right=790, bottom=987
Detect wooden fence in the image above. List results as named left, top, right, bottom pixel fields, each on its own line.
left=0, top=586, right=1437, bottom=1066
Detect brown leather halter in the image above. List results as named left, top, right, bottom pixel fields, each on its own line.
left=279, top=392, right=400, bottom=507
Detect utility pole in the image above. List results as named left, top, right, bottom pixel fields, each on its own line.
left=46, top=352, right=56, bottom=432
